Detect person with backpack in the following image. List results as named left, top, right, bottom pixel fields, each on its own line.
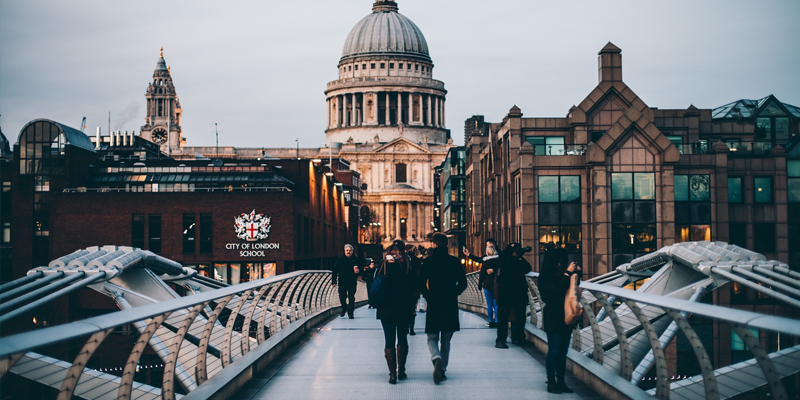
left=375, top=240, right=417, bottom=384
left=538, top=247, right=580, bottom=394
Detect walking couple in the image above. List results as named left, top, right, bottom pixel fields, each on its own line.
left=375, top=234, right=467, bottom=384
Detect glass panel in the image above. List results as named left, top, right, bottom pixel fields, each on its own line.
left=691, top=225, right=711, bottom=241
left=634, top=173, right=655, bottom=200
left=539, top=226, right=560, bottom=252
left=788, top=161, right=800, bottom=178
left=756, top=118, right=772, bottom=140
left=560, top=176, right=580, bottom=202
left=676, top=225, right=690, bottom=243
left=754, top=224, right=776, bottom=253
left=761, top=102, right=786, bottom=116
left=538, top=176, right=559, bottom=203
left=546, top=137, right=565, bottom=154
left=561, top=226, right=581, bottom=253
left=674, top=175, right=688, bottom=201
left=729, top=178, right=742, bottom=203
left=754, top=177, right=772, bottom=203
left=775, top=118, right=790, bottom=142
left=611, top=173, right=633, bottom=200
left=214, top=263, right=228, bottom=283
left=689, top=175, right=710, bottom=201
left=789, top=179, right=800, bottom=203
left=230, top=264, right=241, bottom=285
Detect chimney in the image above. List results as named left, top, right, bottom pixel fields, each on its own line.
left=598, top=42, right=622, bottom=83
left=95, top=127, right=101, bottom=150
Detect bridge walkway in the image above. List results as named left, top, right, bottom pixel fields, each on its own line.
left=237, top=307, right=600, bottom=400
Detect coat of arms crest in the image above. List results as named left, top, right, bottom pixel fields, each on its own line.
left=234, top=210, right=271, bottom=241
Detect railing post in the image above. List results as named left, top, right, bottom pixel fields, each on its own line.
left=162, top=303, right=205, bottom=400
left=624, top=300, right=669, bottom=400
left=591, top=290, right=633, bottom=380
left=0, top=353, right=24, bottom=380
left=257, top=284, right=280, bottom=344
left=223, top=290, right=254, bottom=367
left=242, top=286, right=272, bottom=356
left=57, top=328, right=114, bottom=400
left=663, top=308, right=719, bottom=400
left=119, top=312, right=172, bottom=399
left=195, top=295, right=233, bottom=385
left=579, top=296, right=604, bottom=364
left=729, top=323, right=788, bottom=400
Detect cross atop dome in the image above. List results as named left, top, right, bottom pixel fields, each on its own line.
left=373, top=0, right=398, bottom=12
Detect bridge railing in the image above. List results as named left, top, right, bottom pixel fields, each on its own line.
left=458, top=271, right=800, bottom=400
left=0, top=271, right=365, bottom=400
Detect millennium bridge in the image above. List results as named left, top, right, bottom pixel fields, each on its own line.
left=0, top=242, right=799, bottom=399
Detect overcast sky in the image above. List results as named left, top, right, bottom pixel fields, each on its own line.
left=1, top=0, right=799, bottom=148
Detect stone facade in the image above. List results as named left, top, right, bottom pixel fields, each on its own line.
left=465, top=43, right=800, bottom=279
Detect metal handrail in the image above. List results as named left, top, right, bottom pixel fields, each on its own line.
left=0, top=270, right=364, bottom=400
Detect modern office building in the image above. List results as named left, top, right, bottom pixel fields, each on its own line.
left=434, top=146, right=467, bottom=260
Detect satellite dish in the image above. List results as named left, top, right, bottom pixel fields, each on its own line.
left=211, top=159, right=224, bottom=167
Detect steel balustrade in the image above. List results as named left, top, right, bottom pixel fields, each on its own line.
left=0, top=271, right=367, bottom=400
left=457, top=271, right=800, bottom=400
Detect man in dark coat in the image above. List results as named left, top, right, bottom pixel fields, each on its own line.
left=331, top=244, right=363, bottom=319
left=420, top=233, right=467, bottom=384
left=494, top=243, right=532, bottom=348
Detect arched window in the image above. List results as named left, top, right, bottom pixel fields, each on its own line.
left=396, top=163, right=407, bottom=183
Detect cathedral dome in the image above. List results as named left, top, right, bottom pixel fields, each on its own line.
left=340, top=1, right=430, bottom=64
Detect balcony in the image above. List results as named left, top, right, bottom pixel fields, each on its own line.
left=533, top=144, right=586, bottom=156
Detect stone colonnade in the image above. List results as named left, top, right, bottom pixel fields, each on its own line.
left=376, top=200, right=432, bottom=242
left=327, top=91, right=445, bottom=130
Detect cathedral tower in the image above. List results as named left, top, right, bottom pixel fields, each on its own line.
left=140, top=47, right=183, bottom=154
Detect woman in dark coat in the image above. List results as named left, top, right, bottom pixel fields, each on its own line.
left=494, top=243, right=532, bottom=348
left=538, top=247, right=580, bottom=394
left=376, top=240, right=417, bottom=384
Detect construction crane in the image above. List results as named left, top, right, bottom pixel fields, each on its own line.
left=80, top=117, right=86, bottom=132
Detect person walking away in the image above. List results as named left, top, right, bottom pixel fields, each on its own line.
left=420, top=233, right=467, bottom=384
left=332, top=244, right=363, bottom=319
left=478, top=244, right=500, bottom=327
left=363, top=259, right=376, bottom=308
left=405, top=244, right=422, bottom=335
left=376, top=240, right=417, bottom=384
left=539, top=247, right=580, bottom=394
left=494, top=243, right=532, bottom=349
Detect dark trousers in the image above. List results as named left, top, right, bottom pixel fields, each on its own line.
left=546, top=331, right=572, bottom=384
left=380, top=320, right=409, bottom=349
left=496, top=303, right=526, bottom=342
left=338, top=284, right=356, bottom=316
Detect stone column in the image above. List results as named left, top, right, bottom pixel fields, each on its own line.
left=441, top=97, right=445, bottom=128
left=385, top=92, right=391, bottom=126
left=351, top=93, right=357, bottom=127
left=395, top=202, right=401, bottom=239
left=427, top=95, right=432, bottom=127
left=326, top=98, right=330, bottom=129
left=433, top=96, right=439, bottom=128
left=397, top=92, right=402, bottom=125
left=338, top=95, right=343, bottom=127
left=343, top=94, right=349, bottom=127
left=415, top=202, right=420, bottom=240
left=384, top=202, right=390, bottom=239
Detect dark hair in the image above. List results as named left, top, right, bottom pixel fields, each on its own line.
left=432, top=233, right=448, bottom=248
left=540, top=247, right=568, bottom=278
left=390, top=240, right=406, bottom=252
left=487, top=238, right=498, bottom=247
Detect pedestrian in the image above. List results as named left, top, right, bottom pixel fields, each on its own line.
left=539, top=247, right=580, bottom=394
left=363, top=259, right=376, bottom=308
left=331, top=244, right=363, bottom=319
left=478, top=243, right=500, bottom=327
left=463, top=238, right=499, bottom=264
left=405, top=244, right=422, bottom=336
left=494, top=243, right=532, bottom=349
left=376, top=240, right=417, bottom=384
left=420, top=233, right=467, bottom=384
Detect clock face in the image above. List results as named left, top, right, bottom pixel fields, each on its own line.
left=152, top=128, right=167, bottom=144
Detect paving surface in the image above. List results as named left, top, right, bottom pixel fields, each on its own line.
left=237, top=307, right=600, bottom=400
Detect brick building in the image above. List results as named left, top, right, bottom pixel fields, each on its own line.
left=464, top=43, right=800, bottom=279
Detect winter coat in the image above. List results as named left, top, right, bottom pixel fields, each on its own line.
left=539, top=271, right=575, bottom=334
left=478, top=255, right=501, bottom=295
left=375, top=257, right=417, bottom=325
left=494, top=256, right=531, bottom=308
left=420, top=247, right=468, bottom=333
left=331, top=255, right=363, bottom=287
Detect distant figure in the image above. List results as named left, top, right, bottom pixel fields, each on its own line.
left=478, top=243, right=500, bottom=327
left=494, top=243, right=532, bottom=349
left=363, top=259, right=377, bottom=309
left=420, top=233, right=467, bottom=384
left=332, top=244, right=363, bottom=319
left=539, top=248, right=580, bottom=394
left=376, top=240, right=417, bottom=384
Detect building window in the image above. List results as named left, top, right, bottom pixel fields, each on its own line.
left=754, top=177, right=773, bottom=203
left=526, top=136, right=565, bottom=155
left=728, top=177, right=743, bottom=203
left=183, top=213, right=196, bottom=254
left=729, top=223, right=746, bottom=248
left=2, top=222, right=10, bottom=244
left=675, top=174, right=711, bottom=242
left=415, top=64, right=419, bottom=71
left=354, top=64, right=358, bottom=70
left=389, top=63, right=394, bottom=69
left=755, top=101, right=791, bottom=144
left=132, top=214, right=145, bottom=248
left=788, top=161, right=800, bottom=202
left=396, top=163, right=407, bottom=183
left=148, top=214, right=162, bottom=254
left=200, top=214, right=212, bottom=253
left=666, top=135, right=683, bottom=154
left=538, top=176, right=581, bottom=260
left=754, top=223, right=776, bottom=253
left=363, top=64, right=367, bottom=70
left=348, top=65, right=352, bottom=71
left=380, top=63, right=385, bottom=69
left=371, top=63, right=376, bottom=69
left=591, top=131, right=605, bottom=143
left=611, top=173, right=656, bottom=266
left=398, top=63, right=403, bottom=69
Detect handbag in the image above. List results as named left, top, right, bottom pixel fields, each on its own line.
left=564, top=272, right=583, bottom=325
left=369, top=261, right=388, bottom=308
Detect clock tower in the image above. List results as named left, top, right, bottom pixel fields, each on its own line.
left=140, top=47, right=184, bottom=155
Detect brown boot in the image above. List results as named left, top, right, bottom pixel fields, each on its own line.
left=384, top=348, right=397, bottom=384
left=396, top=345, right=409, bottom=380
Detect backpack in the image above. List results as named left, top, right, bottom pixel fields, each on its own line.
left=564, top=273, right=583, bottom=325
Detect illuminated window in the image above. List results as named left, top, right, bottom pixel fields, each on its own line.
left=754, top=177, right=772, bottom=203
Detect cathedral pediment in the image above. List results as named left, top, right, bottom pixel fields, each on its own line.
left=373, top=138, right=430, bottom=154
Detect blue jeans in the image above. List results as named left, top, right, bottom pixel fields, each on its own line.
left=546, top=331, right=572, bottom=384
left=483, top=289, right=498, bottom=323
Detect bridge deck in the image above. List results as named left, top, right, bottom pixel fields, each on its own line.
left=238, top=307, right=599, bottom=399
